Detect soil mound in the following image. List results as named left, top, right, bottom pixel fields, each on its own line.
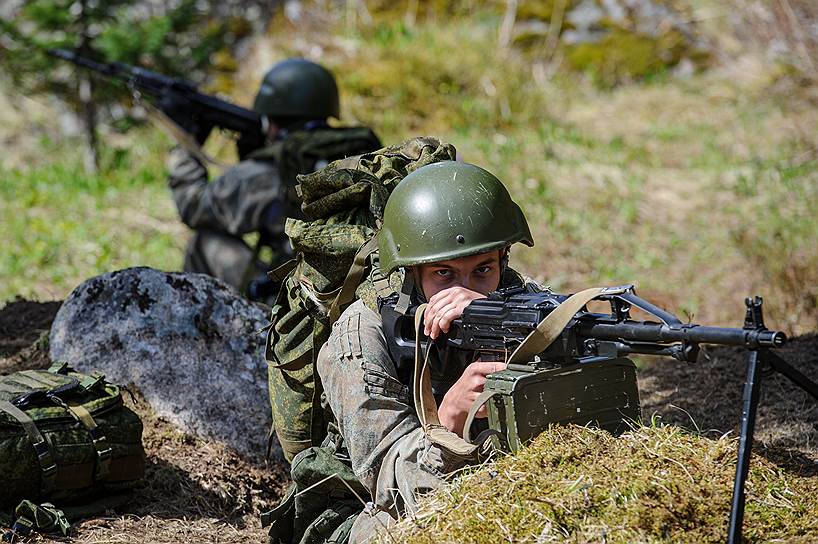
left=0, top=298, right=61, bottom=357
left=385, top=425, right=818, bottom=544
left=639, top=334, right=818, bottom=465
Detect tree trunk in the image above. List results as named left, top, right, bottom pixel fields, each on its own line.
left=78, top=73, right=98, bottom=174
left=78, top=0, right=98, bottom=174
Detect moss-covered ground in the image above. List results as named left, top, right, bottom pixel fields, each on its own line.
left=382, top=425, right=818, bottom=543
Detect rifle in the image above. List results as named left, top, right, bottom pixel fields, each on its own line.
left=380, top=284, right=817, bottom=544
left=49, top=48, right=266, bottom=154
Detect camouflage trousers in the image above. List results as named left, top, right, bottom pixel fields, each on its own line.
left=183, top=229, right=267, bottom=295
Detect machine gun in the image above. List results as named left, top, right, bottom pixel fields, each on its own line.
left=381, top=284, right=817, bottom=544
left=49, top=48, right=266, bottom=153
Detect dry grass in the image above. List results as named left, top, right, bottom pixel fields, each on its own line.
left=380, top=424, right=818, bottom=543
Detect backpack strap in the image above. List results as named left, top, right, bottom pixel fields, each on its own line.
left=65, top=404, right=112, bottom=481
left=327, top=236, right=380, bottom=325
left=47, top=362, right=70, bottom=375
left=0, top=382, right=24, bottom=394
left=2, top=501, right=70, bottom=541
left=0, top=401, right=58, bottom=495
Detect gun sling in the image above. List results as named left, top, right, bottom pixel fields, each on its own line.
left=460, top=286, right=630, bottom=441
left=411, top=305, right=495, bottom=455
left=0, top=401, right=58, bottom=495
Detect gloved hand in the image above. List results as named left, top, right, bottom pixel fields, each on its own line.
left=159, top=90, right=214, bottom=145
left=236, top=129, right=266, bottom=160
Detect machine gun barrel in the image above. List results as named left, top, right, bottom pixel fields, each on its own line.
left=577, top=321, right=786, bottom=350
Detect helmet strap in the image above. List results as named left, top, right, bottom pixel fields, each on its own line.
left=500, top=246, right=510, bottom=276
left=394, top=271, right=417, bottom=315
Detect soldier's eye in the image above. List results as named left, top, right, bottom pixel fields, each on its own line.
left=434, top=269, right=452, bottom=278
left=475, top=266, right=492, bottom=275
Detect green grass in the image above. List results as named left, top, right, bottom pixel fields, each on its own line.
left=0, top=129, right=186, bottom=300
left=3, top=2, right=818, bottom=338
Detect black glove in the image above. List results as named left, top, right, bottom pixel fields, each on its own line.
left=159, top=90, right=214, bottom=145
left=236, top=129, right=266, bottom=160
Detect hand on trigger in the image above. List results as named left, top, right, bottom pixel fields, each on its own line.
left=438, top=360, right=507, bottom=437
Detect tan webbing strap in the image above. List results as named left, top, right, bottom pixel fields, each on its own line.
left=47, top=361, right=70, bottom=375
left=8, top=374, right=53, bottom=390
left=0, top=382, right=24, bottom=394
left=462, top=390, right=501, bottom=444
left=267, top=258, right=299, bottom=283
left=66, top=404, right=112, bottom=481
left=327, top=236, right=380, bottom=326
left=508, top=286, right=630, bottom=365
left=20, top=370, right=64, bottom=389
left=0, top=401, right=58, bottom=494
left=411, top=306, right=482, bottom=457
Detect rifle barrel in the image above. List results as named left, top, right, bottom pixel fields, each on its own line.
left=578, top=321, right=786, bottom=350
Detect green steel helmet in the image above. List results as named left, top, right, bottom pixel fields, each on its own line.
left=253, top=59, right=340, bottom=120
left=378, top=161, right=534, bottom=274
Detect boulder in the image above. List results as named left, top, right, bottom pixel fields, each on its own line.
left=49, top=266, right=279, bottom=461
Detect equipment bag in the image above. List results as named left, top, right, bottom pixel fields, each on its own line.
left=0, top=362, right=145, bottom=535
left=243, top=127, right=383, bottom=301
left=248, top=126, right=383, bottom=223
left=265, top=136, right=457, bottom=461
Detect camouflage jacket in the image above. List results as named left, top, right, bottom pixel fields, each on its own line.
left=317, top=299, right=471, bottom=536
left=317, top=270, right=530, bottom=540
left=167, top=147, right=286, bottom=239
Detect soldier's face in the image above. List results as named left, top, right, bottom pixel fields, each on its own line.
left=417, top=250, right=503, bottom=299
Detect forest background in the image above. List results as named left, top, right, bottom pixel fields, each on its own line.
left=1, top=0, right=817, bottom=336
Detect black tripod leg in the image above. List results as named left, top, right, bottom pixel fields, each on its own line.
left=728, top=350, right=763, bottom=544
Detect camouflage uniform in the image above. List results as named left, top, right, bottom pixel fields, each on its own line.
left=317, top=299, right=472, bottom=542
left=318, top=266, right=531, bottom=542
left=167, top=147, right=289, bottom=294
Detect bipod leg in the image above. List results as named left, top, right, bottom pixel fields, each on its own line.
left=728, top=350, right=764, bottom=544
left=765, top=350, right=818, bottom=400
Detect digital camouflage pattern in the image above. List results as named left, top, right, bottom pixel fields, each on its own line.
left=0, top=365, right=144, bottom=510
left=266, top=137, right=457, bottom=463
left=263, top=446, right=365, bottom=544
left=167, top=146, right=286, bottom=293
left=313, top=268, right=532, bottom=544
left=167, top=127, right=382, bottom=298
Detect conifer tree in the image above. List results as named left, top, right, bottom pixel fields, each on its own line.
left=0, top=0, right=254, bottom=172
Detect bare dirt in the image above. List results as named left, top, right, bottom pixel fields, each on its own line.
left=0, top=298, right=62, bottom=373
left=639, top=335, right=818, bottom=472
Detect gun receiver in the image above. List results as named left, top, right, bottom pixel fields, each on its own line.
left=49, top=48, right=266, bottom=148
left=381, top=285, right=786, bottom=376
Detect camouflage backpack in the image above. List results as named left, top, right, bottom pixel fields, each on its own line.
left=0, top=363, right=145, bottom=539
left=243, top=126, right=383, bottom=301
left=264, top=137, right=457, bottom=462
left=248, top=126, right=383, bottom=223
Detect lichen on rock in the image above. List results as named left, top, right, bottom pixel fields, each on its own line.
left=49, top=266, right=278, bottom=461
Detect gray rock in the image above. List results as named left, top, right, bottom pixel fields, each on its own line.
left=49, top=266, right=279, bottom=461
